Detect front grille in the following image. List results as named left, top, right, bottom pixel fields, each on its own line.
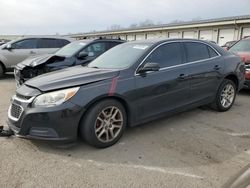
left=10, top=103, right=23, bottom=120
left=16, top=93, right=32, bottom=101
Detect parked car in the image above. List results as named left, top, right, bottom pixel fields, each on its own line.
left=222, top=40, right=237, bottom=50
left=7, top=39, right=245, bottom=148
left=0, top=36, right=73, bottom=77
left=228, top=37, right=250, bottom=88
left=14, top=38, right=125, bottom=86
left=0, top=42, right=6, bottom=46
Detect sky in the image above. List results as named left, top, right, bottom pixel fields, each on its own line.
left=0, top=0, right=250, bottom=35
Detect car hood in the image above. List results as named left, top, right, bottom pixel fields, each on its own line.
left=16, top=54, right=63, bottom=69
left=25, top=66, right=120, bottom=92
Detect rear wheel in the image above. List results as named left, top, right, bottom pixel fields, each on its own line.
left=211, top=79, right=236, bottom=112
left=80, top=99, right=126, bottom=148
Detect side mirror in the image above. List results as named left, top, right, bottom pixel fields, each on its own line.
left=5, top=43, right=12, bottom=50
left=138, top=62, right=160, bottom=74
left=77, top=51, right=89, bottom=59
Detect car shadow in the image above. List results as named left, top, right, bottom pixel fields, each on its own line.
left=27, top=102, right=250, bottom=170
left=0, top=73, right=14, bottom=80
left=239, top=88, right=250, bottom=96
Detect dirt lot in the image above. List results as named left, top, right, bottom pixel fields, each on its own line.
left=0, top=74, right=250, bottom=188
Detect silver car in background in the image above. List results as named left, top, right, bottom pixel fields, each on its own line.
left=0, top=36, right=74, bottom=77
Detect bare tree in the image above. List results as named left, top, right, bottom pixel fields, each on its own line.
left=107, top=24, right=122, bottom=30
left=139, top=19, right=154, bottom=27
left=129, top=23, right=138, bottom=28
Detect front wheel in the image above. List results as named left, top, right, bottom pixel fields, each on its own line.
left=211, top=79, right=237, bottom=112
left=0, top=64, right=4, bottom=78
left=80, top=99, right=126, bottom=148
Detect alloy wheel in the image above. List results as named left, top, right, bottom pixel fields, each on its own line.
left=94, top=106, right=123, bottom=143
left=220, top=83, right=235, bottom=108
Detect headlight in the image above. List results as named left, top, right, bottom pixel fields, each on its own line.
left=33, top=87, right=80, bottom=107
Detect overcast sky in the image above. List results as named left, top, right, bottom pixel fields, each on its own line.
left=0, top=0, right=250, bottom=35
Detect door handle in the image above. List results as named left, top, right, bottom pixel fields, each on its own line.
left=30, top=51, right=36, bottom=54
left=179, top=74, right=189, bottom=80
left=214, top=65, right=221, bottom=70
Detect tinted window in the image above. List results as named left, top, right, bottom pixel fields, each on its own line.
left=38, top=39, right=63, bottom=48
left=145, top=43, right=182, bottom=68
left=208, top=46, right=218, bottom=58
left=82, top=42, right=107, bottom=57
left=107, top=42, right=121, bottom=50
left=57, top=39, right=70, bottom=48
left=185, top=42, right=210, bottom=62
left=12, top=39, right=37, bottom=49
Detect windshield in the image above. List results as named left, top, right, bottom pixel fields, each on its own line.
left=55, top=41, right=87, bottom=57
left=229, top=40, right=250, bottom=53
left=88, top=43, right=152, bottom=69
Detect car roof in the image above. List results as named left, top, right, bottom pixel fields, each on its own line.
left=73, top=38, right=126, bottom=44
left=127, top=38, right=226, bottom=55
left=14, top=36, right=75, bottom=42
left=128, top=38, right=216, bottom=45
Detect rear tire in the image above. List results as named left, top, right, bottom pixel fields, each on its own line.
left=211, top=79, right=236, bottom=112
left=80, top=99, right=126, bottom=148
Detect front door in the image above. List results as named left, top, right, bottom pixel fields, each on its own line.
left=134, top=42, right=190, bottom=122
left=3, top=38, right=38, bottom=67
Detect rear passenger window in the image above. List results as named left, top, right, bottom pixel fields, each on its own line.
left=107, top=42, right=121, bottom=50
left=145, top=43, right=182, bottom=68
left=207, top=46, right=218, bottom=58
left=57, top=39, right=70, bottom=48
left=38, top=39, right=69, bottom=48
left=38, top=39, right=57, bottom=48
left=184, top=42, right=210, bottom=62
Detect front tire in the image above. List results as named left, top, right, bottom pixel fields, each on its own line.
left=80, top=99, right=126, bottom=148
left=0, top=64, right=4, bottom=78
left=211, top=79, right=236, bottom=112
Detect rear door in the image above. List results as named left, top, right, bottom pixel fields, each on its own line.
left=134, top=42, right=190, bottom=121
left=2, top=38, right=38, bottom=67
left=183, top=41, right=224, bottom=102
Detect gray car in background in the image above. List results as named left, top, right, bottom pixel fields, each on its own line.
left=0, top=36, right=74, bottom=77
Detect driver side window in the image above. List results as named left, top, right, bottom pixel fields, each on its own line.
left=81, top=42, right=106, bottom=58
left=12, top=39, right=38, bottom=49
left=145, top=42, right=183, bottom=68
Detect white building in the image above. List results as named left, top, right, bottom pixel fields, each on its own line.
left=68, top=15, right=250, bottom=46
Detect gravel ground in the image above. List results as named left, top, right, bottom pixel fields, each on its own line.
left=0, top=74, right=250, bottom=188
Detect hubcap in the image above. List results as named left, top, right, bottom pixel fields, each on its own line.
left=95, top=106, right=123, bottom=143
left=220, top=84, right=235, bottom=108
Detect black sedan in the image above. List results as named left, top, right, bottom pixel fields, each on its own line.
left=14, top=38, right=125, bottom=86
left=7, top=39, right=245, bottom=148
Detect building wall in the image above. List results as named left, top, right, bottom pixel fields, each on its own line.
left=70, top=22, right=250, bottom=46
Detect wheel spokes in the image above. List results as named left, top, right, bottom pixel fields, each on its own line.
left=95, top=106, right=123, bottom=143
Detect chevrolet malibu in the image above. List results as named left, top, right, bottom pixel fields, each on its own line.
left=7, top=39, right=245, bottom=148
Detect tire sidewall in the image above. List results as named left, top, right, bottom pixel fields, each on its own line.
left=216, top=79, right=236, bottom=111
left=80, top=99, right=127, bottom=148
left=0, top=64, right=4, bottom=78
